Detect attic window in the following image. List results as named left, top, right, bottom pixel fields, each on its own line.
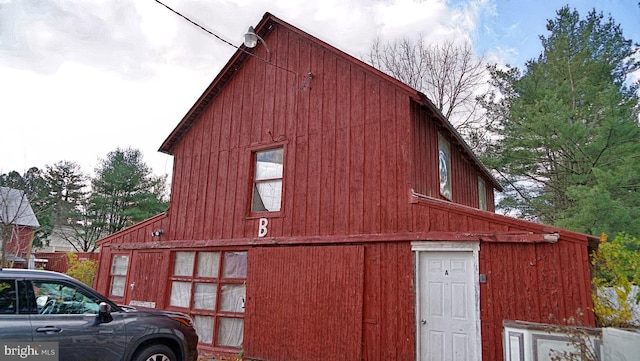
left=251, top=147, right=284, bottom=213
left=478, top=177, right=487, bottom=210
left=438, top=133, right=452, bottom=200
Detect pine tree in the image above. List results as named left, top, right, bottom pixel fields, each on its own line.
left=44, top=161, right=88, bottom=226
left=88, top=147, right=168, bottom=236
left=481, top=6, right=640, bottom=236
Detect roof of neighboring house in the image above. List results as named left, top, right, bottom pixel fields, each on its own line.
left=0, top=187, right=40, bottom=228
left=158, top=12, right=502, bottom=191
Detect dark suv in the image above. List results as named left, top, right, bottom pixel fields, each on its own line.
left=0, top=268, right=198, bottom=361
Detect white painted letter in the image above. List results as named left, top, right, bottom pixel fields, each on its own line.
left=258, top=218, right=268, bottom=237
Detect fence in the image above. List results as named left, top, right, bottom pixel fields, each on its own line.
left=33, top=252, right=99, bottom=274
left=504, top=319, right=640, bottom=361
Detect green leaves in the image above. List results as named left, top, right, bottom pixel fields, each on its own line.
left=591, top=234, right=640, bottom=327
left=1, top=148, right=168, bottom=253
left=481, top=6, right=640, bottom=236
left=88, top=147, right=168, bottom=237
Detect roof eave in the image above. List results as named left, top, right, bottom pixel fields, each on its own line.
left=159, top=13, right=276, bottom=155
left=416, top=92, right=503, bottom=192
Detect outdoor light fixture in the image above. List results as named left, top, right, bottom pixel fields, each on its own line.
left=243, top=26, right=270, bottom=56
left=151, top=229, right=164, bottom=237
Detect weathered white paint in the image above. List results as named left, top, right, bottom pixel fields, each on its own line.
left=258, top=217, right=268, bottom=237
left=412, top=241, right=481, bottom=361
left=602, top=328, right=640, bottom=361
left=129, top=300, right=156, bottom=308
left=503, top=320, right=602, bottom=361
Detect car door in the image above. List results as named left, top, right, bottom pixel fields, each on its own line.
left=0, top=278, right=33, bottom=341
left=29, top=279, right=127, bottom=361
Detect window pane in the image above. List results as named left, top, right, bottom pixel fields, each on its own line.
left=169, top=281, right=192, bottom=308
left=220, top=284, right=245, bottom=313
left=111, top=255, right=129, bottom=275
left=252, top=180, right=282, bottom=212
left=255, top=149, right=283, bottom=180
left=33, top=281, right=101, bottom=315
left=0, top=280, right=16, bottom=314
left=217, top=317, right=244, bottom=347
left=197, top=252, right=220, bottom=278
left=174, top=252, right=195, bottom=276
left=438, top=134, right=452, bottom=200
left=194, top=283, right=217, bottom=310
left=223, top=252, right=247, bottom=278
left=194, top=315, right=214, bottom=344
left=478, top=178, right=487, bottom=210
left=110, top=276, right=125, bottom=297
left=252, top=148, right=283, bottom=213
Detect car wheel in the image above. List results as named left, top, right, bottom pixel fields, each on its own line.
left=132, top=344, right=177, bottom=361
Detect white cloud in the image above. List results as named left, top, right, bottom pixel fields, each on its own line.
left=1, top=0, right=637, bottom=179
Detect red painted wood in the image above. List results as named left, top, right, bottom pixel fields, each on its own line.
left=93, top=16, right=597, bottom=361
left=94, top=247, right=112, bottom=292
left=477, top=239, right=594, bottom=361
left=246, top=245, right=364, bottom=361
left=125, top=251, right=168, bottom=307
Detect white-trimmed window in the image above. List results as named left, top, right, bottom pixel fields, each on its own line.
left=168, top=251, right=247, bottom=349
left=251, top=148, right=283, bottom=213
left=438, top=133, right=452, bottom=200
left=109, top=255, right=129, bottom=298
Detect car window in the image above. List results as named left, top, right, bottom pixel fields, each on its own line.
left=0, top=279, right=17, bottom=314
left=32, top=280, right=102, bottom=315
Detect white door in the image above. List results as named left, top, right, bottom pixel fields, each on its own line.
left=415, top=245, right=481, bottom=361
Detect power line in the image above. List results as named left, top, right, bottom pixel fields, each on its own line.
left=154, top=0, right=237, bottom=50
left=153, top=0, right=297, bottom=77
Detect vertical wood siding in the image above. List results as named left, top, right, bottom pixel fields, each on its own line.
left=246, top=245, right=365, bottom=361
left=125, top=251, right=170, bottom=308
left=411, top=104, right=495, bottom=211
left=362, top=242, right=415, bottom=361
left=245, top=242, right=415, bottom=361
left=161, top=25, right=414, bottom=242
left=94, top=17, right=593, bottom=361
left=478, top=240, right=594, bottom=361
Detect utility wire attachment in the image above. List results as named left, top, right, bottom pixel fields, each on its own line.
left=154, top=0, right=297, bottom=78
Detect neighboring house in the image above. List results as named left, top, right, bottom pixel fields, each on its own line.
left=94, top=13, right=598, bottom=361
left=0, top=186, right=40, bottom=267
left=32, top=225, right=100, bottom=274
left=34, top=225, right=89, bottom=253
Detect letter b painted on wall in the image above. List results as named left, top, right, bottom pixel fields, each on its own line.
left=258, top=218, right=268, bottom=237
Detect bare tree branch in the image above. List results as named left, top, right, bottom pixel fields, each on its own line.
left=367, top=37, right=488, bottom=149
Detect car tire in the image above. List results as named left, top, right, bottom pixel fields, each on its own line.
left=132, top=344, right=177, bottom=361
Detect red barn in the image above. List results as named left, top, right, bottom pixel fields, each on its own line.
left=94, top=13, right=597, bottom=361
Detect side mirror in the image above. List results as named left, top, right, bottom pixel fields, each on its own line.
left=98, top=302, right=113, bottom=323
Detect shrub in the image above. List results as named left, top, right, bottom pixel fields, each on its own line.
left=591, top=233, right=640, bottom=328
left=65, top=252, right=97, bottom=287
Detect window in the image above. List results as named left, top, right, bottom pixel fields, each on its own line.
left=438, top=133, right=452, bottom=200
left=478, top=177, right=487, bottom=210
left=251, top=148, right=283, bottom=213
left=0, top=280, right=16, bottom=314
left=168, top=251, right=247, bottom=349
left=109, top=255, right=129, bottom=297
left=32, top=280, right=101, bottom=315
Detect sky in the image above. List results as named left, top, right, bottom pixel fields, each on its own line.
left=1, top=0, right=639, bottom=181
